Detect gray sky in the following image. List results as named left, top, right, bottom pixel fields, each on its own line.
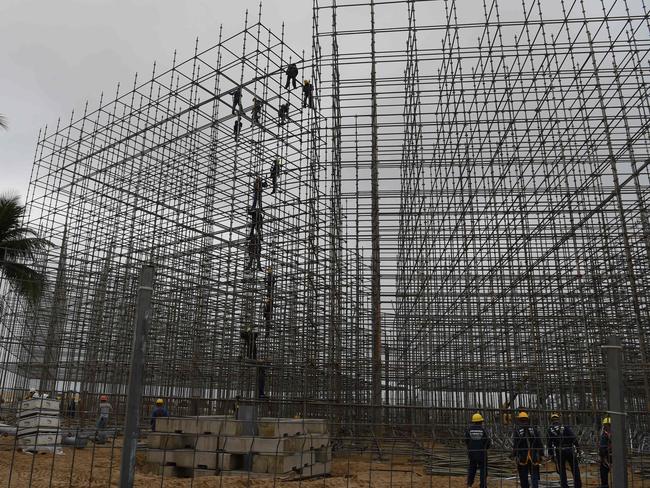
left=0, top=0, right=312, bottom=199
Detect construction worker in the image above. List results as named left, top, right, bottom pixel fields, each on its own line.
left=257, top=365, right=266, bottom=399
left=151, top=398, right=169, bottom=431
left=547, top=412, right=581, bottom=488
left=278, top=102, right=290, bottom=125
left=97, top=395, right=112, bottom=430
left=233, top=117, right=242, bottom=140
left=511, top=411, right=544, bottom=488
left=266, top=266, right=277, bottom=296
left=240, top=329, right=258, bottom=360
left=285, top=63, right=299, bottom=90
left=250, top=176, right=264, bottom=212
left=246, top=232, right=262, bottom=271
left=252, top=97, right=263, bottom=125
left=599, top=417, right=612, bottom=488
left=465, top=412, right=490, bottom=488
left=270, top=157, right=282, bottom=194
left=263, top=297, right=273, bottom=333
left=232, top=86, right=243, bottom=114
left=302, top=80, right=314, bottom=109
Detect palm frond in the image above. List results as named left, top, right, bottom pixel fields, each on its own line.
left=0, top=114, right=7, bottom=130
left=1, top=261, right=47, bottom=304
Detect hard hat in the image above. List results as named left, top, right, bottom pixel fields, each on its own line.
left=550, top=412, right=561, bottom=420
left=602, top=417, right=611, bottom=425
left=304, top=79, right=309, bottom=84
left=156, top=398, right=164, bottom=406
left=100, top=395, right=108, bottom=401
left=471, top=413, right=484, bottom=423
left=517, top=411, right=529, bottom=420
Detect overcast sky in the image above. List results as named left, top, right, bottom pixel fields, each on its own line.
left=0, top=0, right=312, bottom=200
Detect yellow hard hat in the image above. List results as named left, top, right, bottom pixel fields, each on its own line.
left=602, top=417, right=611, bottom=425
left=304, top=79, right=310, bottom=84
left=517, top=411, right=529, bottom=420
left=471, top=413, right=484, bottom=423
left=156, top=398, right=164, bottom=406
left=550, top=412, right=561, bottom=420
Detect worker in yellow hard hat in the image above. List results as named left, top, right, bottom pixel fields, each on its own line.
left=151, top=398, right=169, bottom=432
left=302, top=79, right=314, bottom=109
left=599, top=417, right=612, bottom=487
left=465, top=412, right=490, bottom=488
left=511, top=411, right=543, bottom=488
left=547, top=412, right=582, bottom=488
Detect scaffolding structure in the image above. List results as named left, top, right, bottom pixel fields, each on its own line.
left=1, top=0, right=650, bottom=484
left=313, top=0, right=650, bottom=427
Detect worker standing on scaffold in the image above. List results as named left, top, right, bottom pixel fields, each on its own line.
left=285, top=63, right=299, bottom=89
left=233, top=117, right=242, bottom=140
left=270, top=157, right=282, bottom=194
left=232, top=86, right=243, bottom=114
left=278, top=102, right=289, bottom=126
left=302, top=80, right=314, bottom=109
left=252, top=97, right=263, bottom=125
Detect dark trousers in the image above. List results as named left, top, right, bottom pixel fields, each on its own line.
left=517, top=462, right=540, bottom=488
left=285, top=75, right=297, bottom=89
left=302, top=92, right=313, bottom=108
left=232, top=98, right=243, bottom=114
left=556, top=450, right=581, bottom=488
left=467, top=456, right=487, bottom=488
left=600, top=460, right=610, bottom=488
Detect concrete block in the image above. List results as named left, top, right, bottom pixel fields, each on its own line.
left=148, top=433, right=185, bottom=450
left=146, top=449, right=176, bottom=466
left=17, top=433, right=59, bottom=447
left=264, top=453, right=311, bottom=474
left=18, top=398, right=59, bottom=415
left=221, top=436, right=255, bottom=453
left=312, top=446, right=332, bottom=464
left=257, top=419, right=304, bottom=437
left=220, top=419, right=242, bottom=436
left=195, top=434, right=223, bottom=452
left=17, top=415, right=60, bottom=430
left=173, top=449, right=222, bottom=470
left=301, top=419, right=328, bottom=434
left=284, top=434, right=330, bottom=452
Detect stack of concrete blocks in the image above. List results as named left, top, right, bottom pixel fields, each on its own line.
left=16, top=398, right=61, bottom=451
left=145, top=416, right=331, bottom=479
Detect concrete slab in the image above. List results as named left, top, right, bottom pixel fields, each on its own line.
left=18, top=399, right=59, bottom=415
left=17, top=433, right=60, bottom=447
left=173, top=449, right=224, bottom=470
left=195, top=435, right=223, bottom=452
left=17, top=415, right=60, bottom=430
left=257, top=419, right=304, bottom=437
left=148, top=433, right=186, bottom=450
left=146, top=449, right=176, bottom=466
left=301, top=419, right=328, bottom=434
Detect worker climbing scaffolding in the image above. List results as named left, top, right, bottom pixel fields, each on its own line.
left=270, top=157, right=282, bottom=194
left=231, top=86, right=243, bottom=114
left=278, top=102, right=289, bottom=125
left=233, top=117, right=242, bottom=140
left=302, top=79, right=314, bottom=108
left=285, top=62, right=299, bottom=89
left=251, top=97, right=263, bottom=125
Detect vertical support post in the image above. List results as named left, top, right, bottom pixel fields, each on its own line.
left=119, top=265, right=154, bottom=488
left=369, top=0, right=383, bottom=430
left=605, top=336, right=627, bottom=488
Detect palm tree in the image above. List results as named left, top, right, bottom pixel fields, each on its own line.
left=0, top=195, right=51, bottom=303
left=0, top=114, right=7, bottom=130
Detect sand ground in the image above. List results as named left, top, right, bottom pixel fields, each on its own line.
left=0, top=436, right=646, bottom=487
